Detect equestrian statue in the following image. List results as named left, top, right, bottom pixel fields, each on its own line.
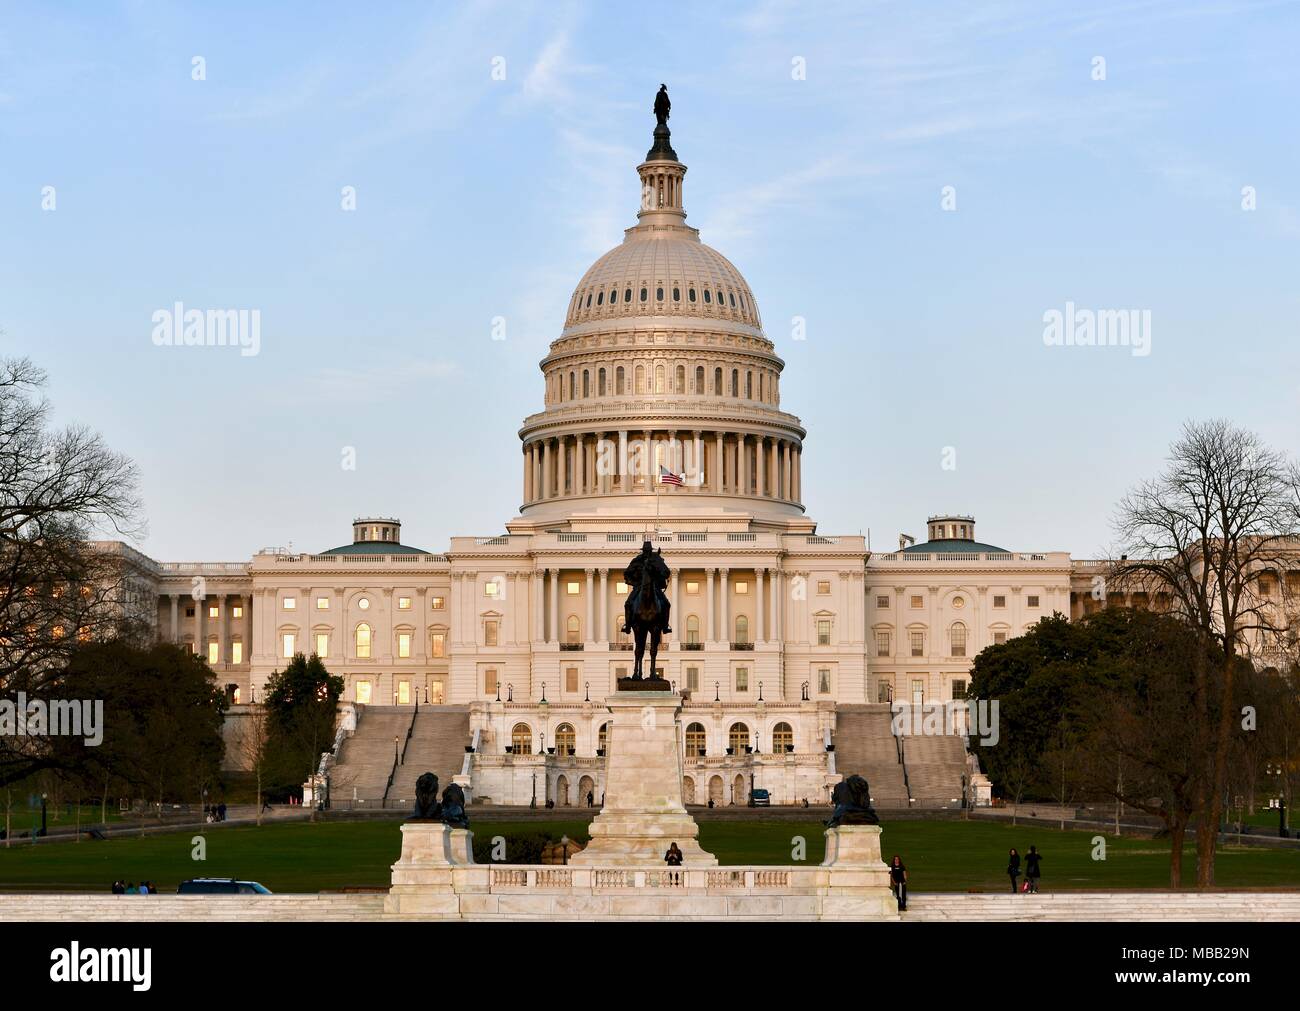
left=621, top=540, right=672, bottom=682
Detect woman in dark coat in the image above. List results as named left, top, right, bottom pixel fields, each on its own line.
left=1025, top=846, right=1042, bottom=893
left=1007, top=847, right=1021, bottom=893
left=888, top=855, right=908, bottom=910
left=664, top=842, right=683, bottom=867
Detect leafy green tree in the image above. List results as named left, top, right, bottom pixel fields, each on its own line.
left=262, top=653, right=343, bottom=804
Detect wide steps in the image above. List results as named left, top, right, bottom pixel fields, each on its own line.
left=832, top=706, right=907, bottom=804
left=387, top=708, right=471, bottom=804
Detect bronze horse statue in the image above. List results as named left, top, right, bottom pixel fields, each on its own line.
left=623, top=540, right=671, bottom=681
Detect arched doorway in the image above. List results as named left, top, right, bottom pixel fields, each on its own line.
left=683, top=776, right=696, bottom=805
left=578, top=775, right=596, bottom=807
left=708, top=775, right=724, bottom=806
left=732, top=774, right=746, bottom=805
left=556, top=775, right=570, bottom=806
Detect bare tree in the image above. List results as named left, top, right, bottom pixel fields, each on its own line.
left=1114, top=419, right=1300, bottom=886
left=233, top=706, right=271, bottom=826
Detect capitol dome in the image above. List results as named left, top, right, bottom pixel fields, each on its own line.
left=515, top=93, right=808, bottom=530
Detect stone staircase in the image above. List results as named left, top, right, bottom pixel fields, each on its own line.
left=328, top=706, right=417, bottom=804
left=903, top=891, right=1300, bottom=921
left=831, top=705, right=909, bottom=807
left=387, top=706, right=472, bottom=806
left=899, top=733, right=968, bottom=807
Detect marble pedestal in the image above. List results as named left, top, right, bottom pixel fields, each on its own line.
left=819, top=824, right=899, bottom=919
left=570, top=691, right=717, bottom=867
left=383, top=822, right=474, bottom=916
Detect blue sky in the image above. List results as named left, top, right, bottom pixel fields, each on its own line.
left=1, top=0, right=1297, bottom=561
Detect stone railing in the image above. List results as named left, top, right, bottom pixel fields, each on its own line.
left=480, top=865, right=814, bottom=893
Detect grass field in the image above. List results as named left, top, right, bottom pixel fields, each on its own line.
left=0, top=817, right=1297, bottom=893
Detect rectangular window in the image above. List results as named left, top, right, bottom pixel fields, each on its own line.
left=876, top=595, right=889, bottom=609
left=185, top=606, right=195, bottom=617
left=484, top=668, right=498, bottom=695
left=952, top=679, right=968, bottom=700
left=817, top=580, right=831, bottom=595
left=232, top=605, right=243, bottom=619
left=316, top=597, right=329, bottom=610
left=686, top=580, right=699, bottom=594
left=993, top=631, right=1007, bottom=645
left=207, top=641, right=219, bottom=664
left=398, top=633, right=411, bottom=658
left=735, top=581, right=748, bottom=594
left=208, top=604, right=219, bottom=619
left=910, top=595, right=923, bottom=609
left=282, top=633, right=295, bottom=658
left=231, top=641, right=243, bottom=664
left=911, top=679, right=925, bottom=706
left=485, top=581, right=500, bottom=597
left=566, top=666, right=578, bottom=693
left=735, top=667, right=749, bottom=692
left=398, top=596, right=411, bottom=610
left=315, top=632, right=328, bottom=658
left=1027, top=595, right=1040, bottom=608
left=356, top=680, right=372, bottom=704
left=876, top=631, right=890, bottom=657
left=430, top=632, right=446, bottom=657
left=687, top=666, right=699, bottom=692
left=1258, top=574, right=1276, bottom=595
left=616, top=582, right=629, bottom=594
left=431, top=596, right=445, bottom=610
left=283, top=597, right=296, bottom=610
left=484, top=621, right=499, bottom=647
left=566, top=581, right=581, bottom=595
left=951, top=625, right=967, bottom=657
left=818, top=667, right=831, bottom=694
left=910, top=631, right=925, bottom=656
left=993, top=595, right=1006, bottom=608
left=397, top=681, right=410, bottom=705
left=817, top=619, right=831, bottom=646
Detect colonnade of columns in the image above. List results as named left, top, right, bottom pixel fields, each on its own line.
left=168, top=591, right=252, bottom=666
left=522, top=429, right=801, bottom=505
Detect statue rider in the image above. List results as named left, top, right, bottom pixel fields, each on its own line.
left=622, top=540, right=672, bottom=635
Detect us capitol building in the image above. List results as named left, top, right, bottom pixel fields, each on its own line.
left=109, top=103, right=1117, bottom=810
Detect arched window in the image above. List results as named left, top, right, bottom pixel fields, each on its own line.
left=635, top=365, right=645, bottom=394
left=582, top=370, right=590, bottom=398
left=585, top=292, right=591, bottom=308
left=511, top=723, right=533, bottom=754
left=566, top=614, right=581, bottom=644
left=624, top=288, right=632, bottom=303
left=772, top=722, right=794, bottom=753
left=703, top=289, right=711, bottom=304
left=714, top=367, right=723, bottom=395
left=555, top=723, right=576, bottom=756
left=672, top=286, right=680, bottom=301
left=598, top=722, right=610, bottom=753
left=598, top=368, right=607, bottom=396
left=675, top=365, right=686, bottom=394
left=950, top=622, right=967, bottom=658
left=597, top=290, right=604, bottom=305
left=640, top=287, right=648, bottom=302
left=730, top=369, right=739, bottom=397
left=656, top=286, right=664, bottom=301
left=685, top=722, right=707, bottom=757
left=686, top=614, right=700, bottom=644
left=655, top=364, right=666, bottom=394
left=695, top=365, right=704, bottom=392
left=728, top=723, right=750, bottom=754
left=729, top=292, right=736, bottom=307
left=568, top=371, right=575, bottom=399
left=616, top=366, right=625, bottom=395
left=610, top=288, right=618, bottom=304
left=746, top=371, right=753, bottom=399
left=355, top=622, right=371, bottom=658
left=688, top=287, right=697, bottom=302
left=734, top=614, right=749, bottom=644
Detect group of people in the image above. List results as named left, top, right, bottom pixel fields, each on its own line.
left=203, top=803, right=228, bottom=823
left=1007, top=846, right=1043, bottom=893
left=111, top=880, right=157, bottom=894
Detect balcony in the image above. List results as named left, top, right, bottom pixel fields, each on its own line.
left=559, top=642, right=584, bottom=651
left=610, top=642, right=634, bottom=651
left=680, top=642, right=704, bottom=651
left=731, top=641, right=754, bottom=651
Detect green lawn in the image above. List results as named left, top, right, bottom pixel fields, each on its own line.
left=0, top=817, right=1296, bottom=893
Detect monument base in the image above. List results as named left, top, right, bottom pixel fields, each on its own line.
left=819, top=824, right=898, bottom=919
left=383, top=822, right=474, bottom=916
left=570, top=690, right=717, bottom=867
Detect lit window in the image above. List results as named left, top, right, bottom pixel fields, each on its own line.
left=735, top=581, right=748, bottom=594
left=511, top=722, right=532, bottom=753
left=686, top=615, right=700, bottom=644
left=231, top=641, right=243, bottom=664
left=316, top=597, right=329, bottom=610
left=566, top=615, right=581, bottom=644
left=398, top=633, right=411, bottom=658
left=566, top=581, right=581, bottom=595
left=910, top=631, right=925, bottom=656
left=735, top=668, right=748, bottom=692
left=356, top=680, right=372, bottom=704
left=817, top=581, right=831, bottom=595
left=773, top=722, right=793, bottom=751
left=208, top=641, right=220, bottom=664
left=734, top=615, right=749, bottom=644
left=432, top=596, right=445, bottom=610
left=283, top=597, right=296, bottom=610
left=208, top=605, right=219, bottom=619
left=232, top=605, right=243, bottom=618
left=398, top=596, right=411, bottom=610
left=282, top=633, right=295, bottom=658
left=431, top=632, right=446, bottom=657
left=315, top=633, right=328, bottom=658
left=616, top=582, right=629, bottom=594
left=483, top=582, right=499, bottom=598
left=358, top=597, right=370, bottom=610
left=817, top=620, right=831, bottom=646
left=355, top=623, right=371, bottom=658
left=911, top=595, right=924, bottom=608
left=686, top=580, right=699, bottom=594
left=686, top=666, right=699, bottom=693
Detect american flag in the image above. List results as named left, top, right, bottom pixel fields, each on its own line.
left=659, top=465, right=684, bottom=487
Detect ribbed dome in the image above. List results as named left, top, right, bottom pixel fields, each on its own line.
left=563, top=233, right=762, bottom=331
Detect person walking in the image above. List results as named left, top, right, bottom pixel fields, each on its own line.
left=1007, top=847, right=1021, bottom=893
left=1025, top=845, right=1042, bottom=893
left=586, top=791, right=594, bottom=808
left=888, top=855, right=908, bottom=911
left=664, top=842, right=684, bottom=867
